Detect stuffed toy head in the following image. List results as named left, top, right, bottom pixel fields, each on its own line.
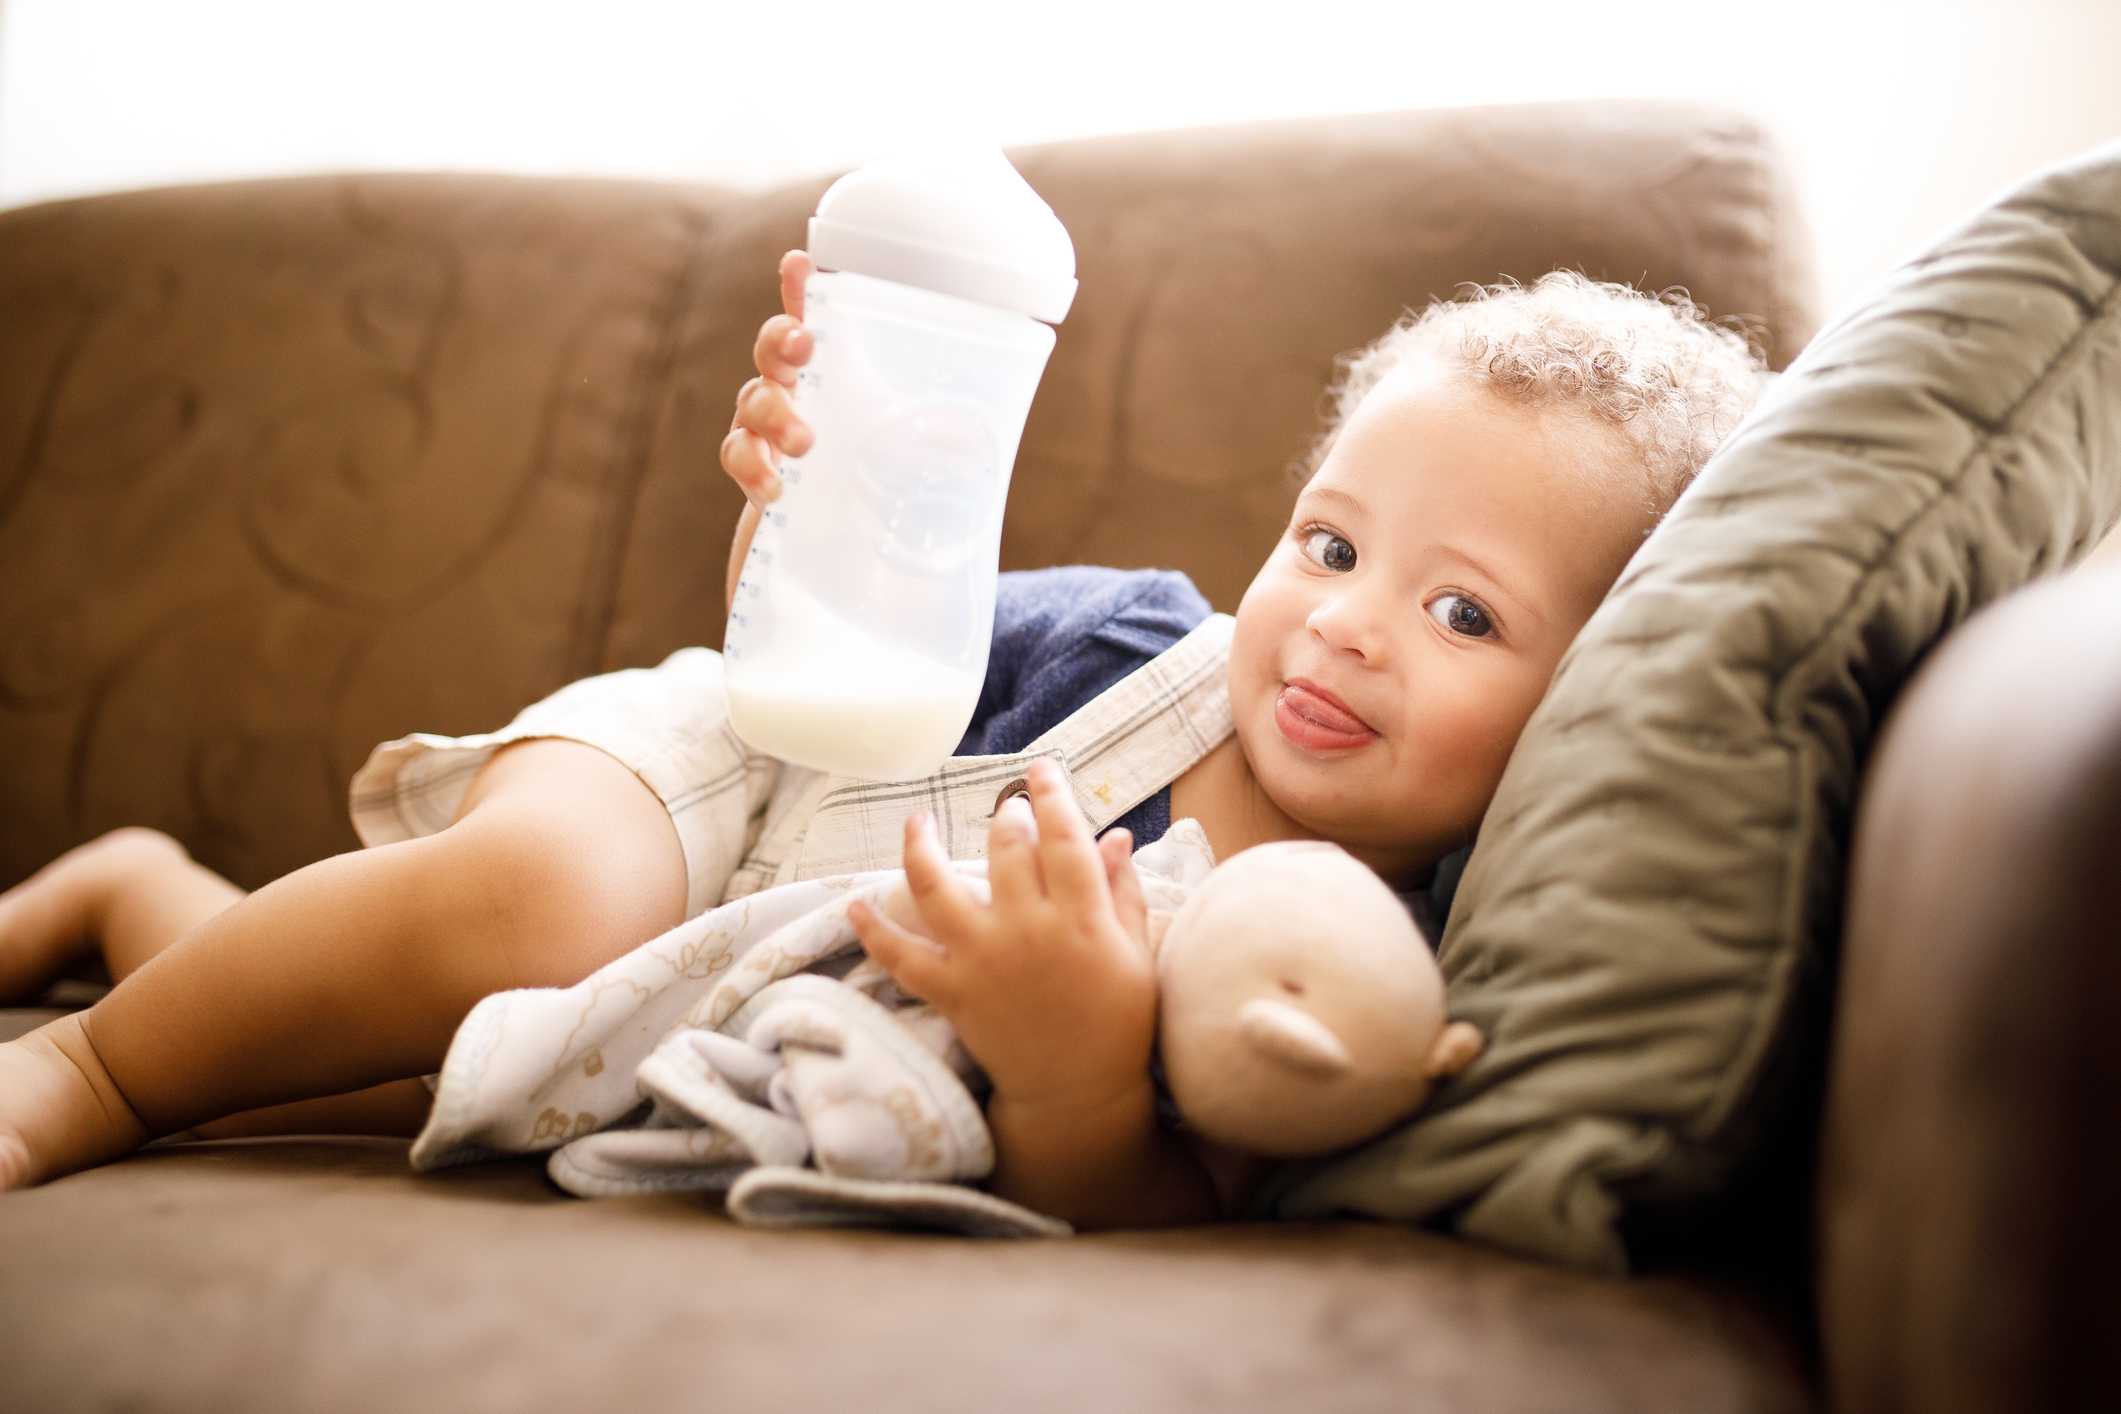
left=1153, top=840, right=1484, bottom=1158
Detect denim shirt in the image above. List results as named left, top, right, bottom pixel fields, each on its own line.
left=953, top=565, right=1213, bottom=849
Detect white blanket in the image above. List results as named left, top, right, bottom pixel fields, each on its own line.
left=408, top=822, right=1217, bottom=1237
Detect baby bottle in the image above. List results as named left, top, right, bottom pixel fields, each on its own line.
left=722, top=149, right=1077, bottom=780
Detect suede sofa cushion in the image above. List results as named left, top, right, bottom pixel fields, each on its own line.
left=1281, top=139, right=2121, bottom=1271
left=0, top=1128, right=1816, bottom=1414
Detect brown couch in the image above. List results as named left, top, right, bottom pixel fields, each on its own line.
left=3, top=101, right=2104, bottom=1413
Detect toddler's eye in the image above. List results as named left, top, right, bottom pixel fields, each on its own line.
left=1301, top=530, right=1357, bottom=573
left=1429, top=594, right=1494, bottom=638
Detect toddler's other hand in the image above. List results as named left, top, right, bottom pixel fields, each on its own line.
left=719, top=250, right=816, bottom=507
left=849, top=759, right=1156, bottom=1117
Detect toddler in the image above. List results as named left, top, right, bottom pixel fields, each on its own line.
left=0, top=253, right=1763, bottom=1229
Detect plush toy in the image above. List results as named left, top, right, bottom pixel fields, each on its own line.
left=1151, top=840, right=1484, bottom=1158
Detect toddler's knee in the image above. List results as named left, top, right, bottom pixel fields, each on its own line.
left=92, top=827, right=191, bottom=861
left=428, top=746, right=687, bottom=990
left=63, top=828, right=191, bottom=886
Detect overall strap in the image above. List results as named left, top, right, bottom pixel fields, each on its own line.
left=1025, top=611, right=1235, bottom=830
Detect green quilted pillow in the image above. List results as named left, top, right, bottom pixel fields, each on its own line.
left=1278, top=138, right=2121, bottom=1271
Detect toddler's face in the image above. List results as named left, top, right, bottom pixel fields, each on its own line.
left=1229, top=356, right=1648, bottom=883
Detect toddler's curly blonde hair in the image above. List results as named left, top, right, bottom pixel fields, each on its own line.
left=1302, top=271, right=1768, bottom=519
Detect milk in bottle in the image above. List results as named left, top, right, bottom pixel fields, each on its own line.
left=723, top=150, right=1076, bottom=780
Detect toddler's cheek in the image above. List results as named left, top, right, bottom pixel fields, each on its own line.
left=1228, top=579, right=1299, bottom=676
left=1413, top=705, right=1522, bottom=820
left=1223, top=636, right=1283, bottom=730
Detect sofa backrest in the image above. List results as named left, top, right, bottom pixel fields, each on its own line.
left=0, top=100, right=1818, bottom=891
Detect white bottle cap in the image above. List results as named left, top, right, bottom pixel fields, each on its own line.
left=808, top=149, right=1078, bottom=324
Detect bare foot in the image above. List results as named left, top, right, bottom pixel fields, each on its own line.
left=0, top=1014, right=150, bottom=1190
left=0, top=828, right=192, bottom=1002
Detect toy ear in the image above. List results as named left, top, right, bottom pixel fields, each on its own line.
left=1236, top=998, right=1353, bottom=1077
left=1423, top=1021, right=1484, bottom=1079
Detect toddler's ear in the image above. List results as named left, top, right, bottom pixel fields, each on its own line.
left=1423, top=1021, right=1485, bottom=1079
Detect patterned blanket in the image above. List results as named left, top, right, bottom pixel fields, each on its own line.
left=408, top=822, right=1216, bottom=1236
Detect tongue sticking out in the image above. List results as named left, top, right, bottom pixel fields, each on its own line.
left=1274, top=683, right=1378, bottom=751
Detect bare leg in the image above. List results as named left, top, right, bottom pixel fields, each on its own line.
left=0, top=827, right=242, bottom=999
left=0, top=828, right=428, bottom=1140
left=0, top=738, right=686, bottom=1189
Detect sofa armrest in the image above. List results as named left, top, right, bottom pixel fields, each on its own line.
left=1819, top=565, right=2121, bottom=1414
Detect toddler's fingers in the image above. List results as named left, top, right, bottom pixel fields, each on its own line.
left=877, top=881, right=932, bottom=938
left=734, top=376, right=814, bottom=459
left=849, top=899, right=951, bottom=1005
left=753, top=314, right=813, bottom=387
left=987, top=794, right=1045, bottom=914
left=718, top=425, right=784, bottom=505
left=1024, top=760, right=1110, bottom=917
left=900, top=813, right=988, bottom=945
left=1099, top=829, right=1150, bottom=949
left=779, top=249, right=813, bottom=321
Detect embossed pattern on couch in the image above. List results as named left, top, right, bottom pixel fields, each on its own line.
left=0, top=175, right=728, bottom=889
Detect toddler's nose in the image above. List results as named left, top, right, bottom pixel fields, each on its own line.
left=1306, top=589, right=1385, bottom=662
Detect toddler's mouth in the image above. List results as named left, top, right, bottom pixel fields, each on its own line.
left=1274, top=680, right=1379, bottom=752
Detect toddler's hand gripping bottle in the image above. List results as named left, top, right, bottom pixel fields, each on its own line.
left=723, top=150, right=1076, bottom=780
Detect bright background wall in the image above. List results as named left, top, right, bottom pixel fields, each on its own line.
left=2, top=0, right=2118, bottom=316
